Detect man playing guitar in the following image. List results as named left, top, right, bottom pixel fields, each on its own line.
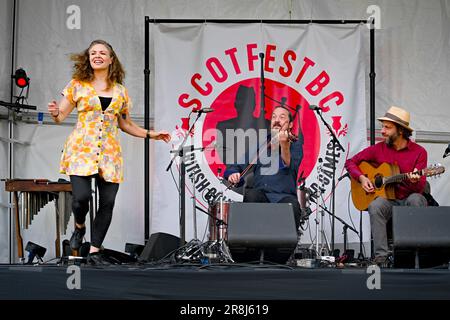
left=345, top=106, right=428, bottom=266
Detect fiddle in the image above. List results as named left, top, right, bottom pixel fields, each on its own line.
left=270, top=129, right=298, bottom=143
left=225, top=128, right=299, bottom=190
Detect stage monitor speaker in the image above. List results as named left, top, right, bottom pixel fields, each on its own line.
left=393, top=206, right=450, bottom=248
left=392, top=206, right=450, bottom=268
left=139, top=232, right=180, bottom=262
left=227, top=202, right=298, bottom=264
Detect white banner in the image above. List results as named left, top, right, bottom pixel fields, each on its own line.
left=152, top=23, right=368, bottom=246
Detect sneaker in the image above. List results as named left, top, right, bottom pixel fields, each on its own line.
left=69, top=226, right=86, bottom=250
left=87, top=252, right=111, bottom=266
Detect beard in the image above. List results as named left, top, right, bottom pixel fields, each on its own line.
left=385, top=132, right=399, bottom=147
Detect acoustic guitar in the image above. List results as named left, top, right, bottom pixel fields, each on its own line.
left=351, top=161, right=445, bottom=211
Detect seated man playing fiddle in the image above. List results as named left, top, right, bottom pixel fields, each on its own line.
left=224, top=106, right=304, bottom=232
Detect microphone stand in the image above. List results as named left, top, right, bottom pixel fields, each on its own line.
left=260, top=53, right=301, bottom=116
left=311, top=107, right=345, bottom=253
left=319, top=205, right=358, bottom=255
left=0, top=100, right=36, bottom=111
left=259, top=53, right=266, bottom=117
left=166, top=111, right=203, bottom=247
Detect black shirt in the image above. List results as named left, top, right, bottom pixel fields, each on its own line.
left=98, top=96, right=112, bottom=111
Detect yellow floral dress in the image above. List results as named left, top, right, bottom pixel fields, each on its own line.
left=59, top=79, right=130, bottom=183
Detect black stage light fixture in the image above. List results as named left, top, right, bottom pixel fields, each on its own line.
left=0, top=68, right=37, bottom=111
left=25, top=241, right=47, bottom=264
left=14, top=68, right=29, bottom=88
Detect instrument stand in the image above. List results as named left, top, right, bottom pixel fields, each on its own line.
left=309, top=160, right=331, bottom=257
left=319, top=205, right=359, bottom=255
left=205, top=169, right=234, bottom=263
left=308, top=195, right=331, bottom=257
left=187, top=204, right=233, bottom=263
left=166, top=111, right=203, bottom=247
left=311, top=107, right=345, bottom=253
left=173, top=195, right=213, bottom=263
left=175, top=169, right=234, bottom=264
left=174, top=175, right=205, bottom=262
left=191, top=175, right=199, bottom=240
left=177, top=215, right=233, bottom=263
left=170, top=152, right=212, bottom=262
left=357, top=210, right=366, bottom=261
left=212, top=168, right=234, bottom=263
left=318, top=206, right=331, bottom=256
left=204, top=237, right=234, bottom=264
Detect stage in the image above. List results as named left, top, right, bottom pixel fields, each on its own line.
left=1, top=262, right=450, bottom=300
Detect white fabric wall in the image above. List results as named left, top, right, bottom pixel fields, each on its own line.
left=1, top=0, right=450, bottom=262
left=0, top=0, right=12, bottom=262
left=0, top=0, right=12, bottom=103
left=0, top=120, right=8, bottom=263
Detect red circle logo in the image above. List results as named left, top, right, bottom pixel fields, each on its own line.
left=202, top=78, right=321, bottom=182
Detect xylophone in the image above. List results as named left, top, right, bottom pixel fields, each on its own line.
left=4, top=179, right=73, bottom=259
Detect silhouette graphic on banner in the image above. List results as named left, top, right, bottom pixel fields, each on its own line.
left=216, top=85, right=270, bottom=167
left=215, top=84, right=304, bottom=195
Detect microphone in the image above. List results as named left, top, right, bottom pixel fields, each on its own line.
left=192, top=108, right=214, bottom=114
left=309, top=105, right=320, bottom=111
left=443, top=143, right=450, bottom=158
left=338, top=172, right=350, bottom=182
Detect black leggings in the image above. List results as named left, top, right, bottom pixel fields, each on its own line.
left=70, top=175, right=119, bottom=248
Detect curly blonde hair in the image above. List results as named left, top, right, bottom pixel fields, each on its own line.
left=70, top=39, right=125, bottom=87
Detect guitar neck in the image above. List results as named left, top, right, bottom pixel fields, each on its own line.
left=384, top=169, right=423, bottom=185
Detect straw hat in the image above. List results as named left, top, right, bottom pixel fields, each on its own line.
left=377, top=106, right=413, bottom=132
